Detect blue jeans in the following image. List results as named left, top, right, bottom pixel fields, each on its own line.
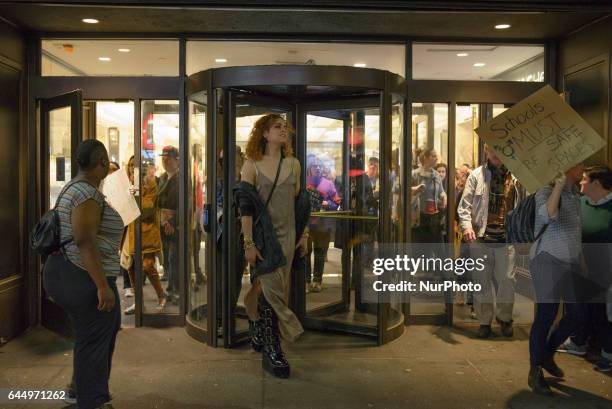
left=43, top=254, right=121, bottom=409
left=529, top=252, right=581, bottom=366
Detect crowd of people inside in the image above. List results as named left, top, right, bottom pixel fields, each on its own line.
left=38, top=116, right=611, bottom=407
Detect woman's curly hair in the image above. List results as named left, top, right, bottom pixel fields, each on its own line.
left=245, top=113, right=294, bottom=161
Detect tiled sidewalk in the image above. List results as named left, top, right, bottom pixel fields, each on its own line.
left=1, top=324, right=610, bottom=409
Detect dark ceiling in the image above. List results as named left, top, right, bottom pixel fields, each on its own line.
left=0, top=1, right=609, bottom=40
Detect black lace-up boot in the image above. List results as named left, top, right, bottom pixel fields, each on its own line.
left=249, top=317, right=265, bottom=352
left=260, top=295, right=290, bottom=378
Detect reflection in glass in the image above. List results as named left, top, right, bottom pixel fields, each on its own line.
left=189, top=99, right=208, bottom=326
left=140, top=100, right=180, bottom=315
left=49, top=107, right=72, bottom=206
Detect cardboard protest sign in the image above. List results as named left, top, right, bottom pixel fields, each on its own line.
left=475, top=85, right=605, bottom=193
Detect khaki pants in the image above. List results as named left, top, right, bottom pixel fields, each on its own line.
left=470, top=242, right=516, bottom=325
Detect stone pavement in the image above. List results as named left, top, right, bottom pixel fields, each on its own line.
left=0, top=324, right=610, bottom=409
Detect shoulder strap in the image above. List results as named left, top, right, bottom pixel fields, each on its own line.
left=254, top=155, right=283, bottom=226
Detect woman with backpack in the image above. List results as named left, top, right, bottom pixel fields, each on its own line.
left=528, top=163, right=585, bottom=396
left=42, top=140, right=123, bottom=409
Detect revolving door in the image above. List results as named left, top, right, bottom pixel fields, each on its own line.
left=186, top=65, right=407, bottom=346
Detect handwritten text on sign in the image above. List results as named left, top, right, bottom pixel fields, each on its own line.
left=475, top=85, right=605, bottom=192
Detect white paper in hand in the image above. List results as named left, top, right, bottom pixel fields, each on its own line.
left=102, top=170, right=141, bottom=225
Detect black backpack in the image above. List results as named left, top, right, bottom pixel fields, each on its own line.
left=30, top=180, right=99, bottom=256
left=505, top=192, right=551, bottom=243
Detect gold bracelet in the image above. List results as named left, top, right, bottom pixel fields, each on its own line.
left=243, top=237, right=256, bottom=250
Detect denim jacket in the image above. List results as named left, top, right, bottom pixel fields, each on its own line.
left=457, top=165, right=525, bottom=237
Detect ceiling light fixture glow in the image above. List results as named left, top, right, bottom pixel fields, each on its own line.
left=82, top=18, right=99, bottom=24
left=473, top=62, right=486, bottom=67
left=456, top=53, right=469, bottom=57
left=495, top=24, right=511, bottom=29
left=215, top=58, right=227, bottom=63
left=98, top=57, right=111, bottom=62
left=118, top=48, right=130, bottom=53
left=354, top=63, right=367, bottom=68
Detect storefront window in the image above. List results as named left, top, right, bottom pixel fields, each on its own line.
left=412, top=43, right=544, bottom=81
left=187, top=41, right=405, bottom=76
left=140, top=100, right=180, bottom=315
left=41, top=40, right=179, bottom=76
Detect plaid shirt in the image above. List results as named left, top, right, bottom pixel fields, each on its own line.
left=530, top=185, right=582, bottom=264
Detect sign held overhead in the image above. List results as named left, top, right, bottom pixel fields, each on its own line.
left=475, top=85, right=605, bottom=193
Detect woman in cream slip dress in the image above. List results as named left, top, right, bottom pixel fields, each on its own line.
left=240, top=113, right=307, bottom=379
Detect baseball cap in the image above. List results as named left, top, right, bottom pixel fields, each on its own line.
left=160, top=145, right=179, bottom=158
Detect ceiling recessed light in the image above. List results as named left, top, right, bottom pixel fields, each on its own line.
left=473, top=62, right=486, bottom=67
left=456, top=53, right=469, bottom=57
left=98, top=57, right=111, bottom=62
left=215, top=58, right=227, bottom=63
left=354, top=63, right=367, bottom=68
left=82, top=18, right=99, bottom=24
left=118, top=48, right=130, bottom=53
left=495, top=24, right=511, bottom=29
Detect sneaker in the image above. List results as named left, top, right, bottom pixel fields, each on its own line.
left=557, top=338, right=587, bottom=356
left=311, top=282, right=322, bottom=293
left=496, top=318, right=514, bottom=338
left=124, top=304, right=135, bottom=315
left=64, top=382, right=77, bottom=404
left=124, top=288, right=134, bottom=298
left=528, top=365, right=553, bottom=396
left=476, top=325, right=492, bottom=339
left=593, top=357, right=612, bottom=372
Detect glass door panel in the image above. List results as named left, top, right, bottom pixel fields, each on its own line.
left=305, top=113, right=344, bottom=313
left=455, top=104, right=480, bottom=170
left=302, top=104, right=380, bottom=335
left=188, top=98, right=209, bottom=331
left=140, top=100, right=180, bottom=316
left=409, top=103, right=450, bottom=320
left=387, top=95, right=405, bottom=333
left=225, top=93, right=293, bottom=346
left=48, top=107, right=72, bottom=206
left=90, top=101, right=136, bottom=323
left=40, top=90, right=82, bottom=336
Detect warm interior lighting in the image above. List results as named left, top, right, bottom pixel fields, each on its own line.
left=82, top=18, right=99, bottom=24
left=495, top=24, right=511, bottom=29
left=98, top=57, right=111, bottom=62
left=353, top=63, right=367, bottom=68
left=456, top=53, right=468, bottom=57
left=118, top=48, right=130, bottom=53
left=215, top=58, right=228, bottom=63
left=473, top=62, right=486, bottom=67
